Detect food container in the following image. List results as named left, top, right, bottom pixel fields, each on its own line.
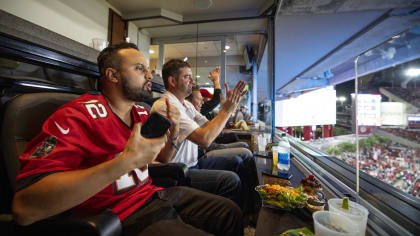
left=328, top=199, right=369, bottom=236
left=313, top=211, right=359, bottom=236
left=255, top=184, right=306, bottom=210
left=306, top=197, right=325, bottom=213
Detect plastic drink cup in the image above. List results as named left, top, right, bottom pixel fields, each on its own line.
left=328, top=198, right=369, bottom=236
left=258, top=135, right=266, bottom=152
left=313, top=211, right=359, bottom=236
left=272, top=146, right=278, bottom=175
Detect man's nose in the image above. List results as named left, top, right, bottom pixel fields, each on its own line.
left=146, top=70, right=152, bottom=80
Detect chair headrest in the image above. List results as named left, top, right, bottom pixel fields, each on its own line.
left=1, top=92, right=80, bottom=189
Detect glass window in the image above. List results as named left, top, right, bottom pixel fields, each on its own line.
left=0, top=57, right=97, bottom=90
left=355, top=28, right=420, bottom=199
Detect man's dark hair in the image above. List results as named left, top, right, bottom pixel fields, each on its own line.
left=162, top=59, right=191, bottom=89
left=97, top=42, right=139, bottom=78
left=186, top=85, right=200, bottom=101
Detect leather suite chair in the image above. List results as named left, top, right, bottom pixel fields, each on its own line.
left=0, top=92, right=189, bottom=235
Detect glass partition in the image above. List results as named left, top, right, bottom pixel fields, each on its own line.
left=355, top=27, right=420, bottom=199
left=285, top=27, right=420, bottom=235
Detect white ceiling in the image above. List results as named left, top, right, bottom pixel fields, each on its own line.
left=149, top=34, right=263, bottom=59
left=106, top=0, right=420, bottom=87
left=106, top=0, right=268, bottom=20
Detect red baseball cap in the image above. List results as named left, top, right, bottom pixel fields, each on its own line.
left=200, top=88, right=213, bottom=99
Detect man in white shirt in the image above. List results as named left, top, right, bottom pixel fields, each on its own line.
left=152, top=59, right=260, bottom=224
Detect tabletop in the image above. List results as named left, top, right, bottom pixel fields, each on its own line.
left=254, top=156, right=315, bottom=236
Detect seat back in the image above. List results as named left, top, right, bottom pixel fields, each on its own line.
left=1, top=92, right=79, bottom=198
left=0, top=92, right=124, bottom=235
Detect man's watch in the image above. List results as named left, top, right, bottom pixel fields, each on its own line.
left=169, top=133, right=179, bottom=151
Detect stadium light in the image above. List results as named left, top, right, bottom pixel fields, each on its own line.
left=336, top=96, right=346, bottom=102
left=336, top=96, right=346, bottom=106
left=406, top=68, right=420, bottom=77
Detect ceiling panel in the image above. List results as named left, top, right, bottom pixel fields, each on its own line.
left=155, top=34, right=261, bottom=58
left=107, top=0, right=265, bottom=17
left=130, top=18, right=178, bottom=28
left=142, top=18, right=267, bottom=38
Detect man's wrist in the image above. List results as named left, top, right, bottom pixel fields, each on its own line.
left=169, top=132, right=179, bottom=141
left=213, top=80, right=221, bottom=89
left=169, top=127, right=179, bottom=140
left=219, top=107, right=232, bottom=117
left=168, top=134, right=179, bottom=151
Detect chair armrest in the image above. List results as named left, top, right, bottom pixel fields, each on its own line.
left=149, top=163, right=189, bottom=186
left=15, top=208, right=122, bottom=236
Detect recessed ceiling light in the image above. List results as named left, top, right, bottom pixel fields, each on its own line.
left=225, top=45, right=230, bottom=50
left=193, top=0, right=213, bottom=9
left=183, top=57, right=188, bottom=62
left=149, top=49, right=155, bottom=54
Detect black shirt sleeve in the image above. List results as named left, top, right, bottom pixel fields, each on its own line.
left=200, top=88, right=221, bottom=116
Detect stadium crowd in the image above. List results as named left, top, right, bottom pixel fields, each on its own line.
left=332, top=140, right=420, bottom=198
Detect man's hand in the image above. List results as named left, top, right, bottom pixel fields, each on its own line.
left=221, top=80, right=247, bottom=114
left=165, top=98, right=180, bottom=140
left=121, top=122, right=167, bottom=168
left=208, top=67, right=221, bottom=89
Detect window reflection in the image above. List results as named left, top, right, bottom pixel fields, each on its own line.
left=301, top=28, right=420, bottom=200
left=356, top=29, right=420, bottom=198
left=0, top=57, right=96, bottom=90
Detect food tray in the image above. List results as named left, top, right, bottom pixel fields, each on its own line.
left=255, top=185, right=306, bottom=211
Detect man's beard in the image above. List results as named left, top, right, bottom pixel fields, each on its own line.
left=121, top=76, right=152, bottom=101
left=183, top=84, right=193, bottom=97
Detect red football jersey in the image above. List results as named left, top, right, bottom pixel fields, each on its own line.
left=16, top=93, right=161, bottom=220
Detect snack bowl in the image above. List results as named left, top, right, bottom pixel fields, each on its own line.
left=255, top=184, right=307, bottom=210
left=306, top=197, right=325, bottom=213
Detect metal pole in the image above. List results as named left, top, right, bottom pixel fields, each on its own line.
left=220, top=37, right=226, bottom=97
left=157, top=43, right=164, bottom=71
left=252, top=63, right=258, bottom=121
left=354, top=56, right=360, bottom=195
left=269, top=16, right=276, bottom=139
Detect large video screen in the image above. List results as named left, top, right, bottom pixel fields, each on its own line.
left=275, top=87, right=336, bottom=127
left=381, top=102, right=407, bottom=126
left=356, top=94, right=382, bottom=126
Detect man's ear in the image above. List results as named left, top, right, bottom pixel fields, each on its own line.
left=105, top=68, right=119, bottom=83
left=168, top=75, right=177, bottom=88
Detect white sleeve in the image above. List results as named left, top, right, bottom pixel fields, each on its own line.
left=151, top=99, right=199, bottom=140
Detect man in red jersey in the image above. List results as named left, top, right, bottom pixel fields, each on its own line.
left=12, top=42, right=243, bottom=236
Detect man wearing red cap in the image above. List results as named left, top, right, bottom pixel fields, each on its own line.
left=200, top=88, right=213, bottom=100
